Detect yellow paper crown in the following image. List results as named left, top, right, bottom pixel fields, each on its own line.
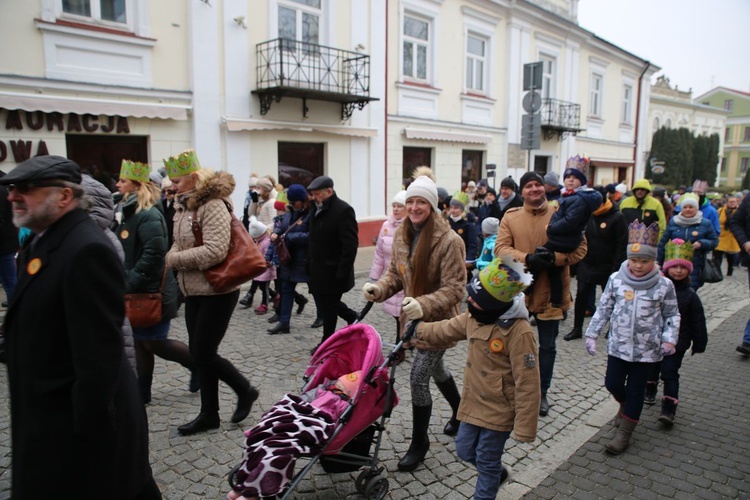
left=163, top=150, right=201, bottom=178
left=664, top=238, right=694, bottom=263
left=628, top=220, right=660, bottom=248
left=119, top=160, right=151, bottom=183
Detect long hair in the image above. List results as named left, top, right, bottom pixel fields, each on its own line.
left=402, top=209, right=442, bottom=297
left=124, top=181, right=161, bottom=213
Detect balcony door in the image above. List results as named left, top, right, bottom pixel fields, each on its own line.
left=277, top=0, right=330, bottom=90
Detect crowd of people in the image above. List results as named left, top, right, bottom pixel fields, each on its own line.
left=1, top=151, right=750, bottom=499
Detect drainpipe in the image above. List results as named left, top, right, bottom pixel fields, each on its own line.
left=384, top=0, right=389, bottom=216
left=633, top=60, right=651, bottom=182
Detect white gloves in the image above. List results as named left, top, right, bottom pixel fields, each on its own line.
left=586, top=338, right=596, bottom=356
left=662, top=342, right=676, bottom=356
left=402, top=297, right=424, bottom=320
left=362, top=283, right=382, bottom=301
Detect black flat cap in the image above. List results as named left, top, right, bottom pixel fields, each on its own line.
left=307, top=175, right=334, bottom=191
left=0, top=155, right=82, bottom=185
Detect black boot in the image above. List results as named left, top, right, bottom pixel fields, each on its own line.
left=658, top=397, right=677, bottom=426
left=177, top=412, right=220, bottom=436
left=267, top=323, right=290, bottom=335
left=238, top=291, right=254, bottom=308
left=267, top=313, right=280, bottom=323
left=644, top=382, right=658, bottom=405
left=310, top=317, right=324, bottom=328
left=138, top=375, right=152, bottom=405
left=398, top=404, right=432, bottom=471
left=295, top=294, right=308, bottom=314
left=188, top=370, right=200, bottom=393
left=436, top=377, right=461, bottom=436
left=564, top=327, right=583, bottom=341
left=232, top=385, right=259, bottom=424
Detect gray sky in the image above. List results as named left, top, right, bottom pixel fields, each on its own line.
left=577, top=0, right=750, bottom=97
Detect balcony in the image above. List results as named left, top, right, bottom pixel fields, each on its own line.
left=540, top=98, right=583, bottom=140
left=252, top=38, right=378, bottom=120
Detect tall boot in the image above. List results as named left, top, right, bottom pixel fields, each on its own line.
left=436, top=377, right=461, bottom=436
left=397, top=404, right=432, bottom=472
left=138, top=374, right=152, bottom=405
left=613, top=401, right=624, bottom=427
left=604, top=417, right=637, bottom=455
left=238, top=291, right=254, bottom=308
left=658, top=396, right=677, bottom=426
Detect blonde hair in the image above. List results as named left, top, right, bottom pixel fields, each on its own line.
left=124, top=181, right=161, bottom=213
left=191, top=168, right=215, bottom=191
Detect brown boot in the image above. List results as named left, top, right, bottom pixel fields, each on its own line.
left=604, top=417, right=637, bottom=455
left=613, top=402, right=624, bottom=427
left=537, top=304, right=564, bottom=321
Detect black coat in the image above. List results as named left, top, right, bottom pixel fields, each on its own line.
left=449, top=213, right=479, bottom=260
left=730, top=194, right=750, bottom=265
left=576, top=202, right=628, bottom=286
left=0, top=182, right=19, bottom=254
left=308, top=192, right=358, bottom=295
left=670, top=277, right=708, bottom=354
left=4, top=209, right=155, bottom=499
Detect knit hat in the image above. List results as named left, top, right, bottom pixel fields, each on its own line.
left=163, top=150, right=201, bottom=178
left=481, top=217, right=499, bottom=235
left=681, top=192, right=700, bottom=209
left=615, top=182, right=628, bottom=194
left=450, top=191, right=469, bottom=208
left=692, top=179, right=708, bottom=195
left=255, top=177, right=273, bottom=193
left=544, top=171, right=560, bottom=187
left=392, top=190, right=407, bottom=206
left=627, top=220, right=660, bottom=260
left=249, top=175, right=259, bottom=188
left=466, top=255, right=532, bottom=310
left=406, top=175, right=440, bottom=213
left=286, top=184, right=308, bottom=203
left=149, top=170, right=164, bottom=187
left=663, top=238, right=694, bottom=273
left=563, top=155, right=589, bottom=186
left=119, top=160, right=150, bottom=184
left=437, top=187, right=450, bottom=202
left=248, top=216, right=268, bottom=239
left=161, top=177, right=172, bottom=190
left=519, top=171, right=544, bottom=190
left=604, top=183, right=616, bottom=194
left=467, top=180, right=477, bottom=188
left=477, top=179, right=489, bottom=188
left=273, top=200, right=287, bottom=211
left=500, top=176, right=517, bottom=190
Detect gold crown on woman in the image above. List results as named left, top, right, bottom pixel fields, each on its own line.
left=120, top=160, right=150, bottom=183
left=163, top=150, right=201, bottom=178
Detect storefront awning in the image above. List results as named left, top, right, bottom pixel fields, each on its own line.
left=0, top=92, right=190, bottom=120
left=590, top=160, right=634, bottom=168
left=403, top=127, right=492, bottom=144
left=223, top=117, right=378, bottom=138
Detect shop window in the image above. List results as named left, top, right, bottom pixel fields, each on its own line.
left=462, top=150, right=483, bottom=184
left=402, top=147, right=431, bottom=187
left=66, top=134, right=148, bottom=192
left=278, top=142, right=323, bottom=188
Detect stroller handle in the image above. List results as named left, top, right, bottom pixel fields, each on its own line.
left=354, top=301, right=373, bottom=323
left=401, top=320, right=419, bottom=344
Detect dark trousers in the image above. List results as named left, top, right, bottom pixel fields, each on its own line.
left=605, top=355, right=653, bottom=421
left=249, top=280, right=269, bottom=305
left=713, top=251, right=738, bottom=273
left=646, top=350, right=686, bottom=400
left=536, top=318, right=559, bottom=396
left=184, top=290, right=248, bottom=413
left=573, top=281, right=606, bottom=330
left=317, top=292, right=356, bottom=341
left=279, top=279, right=298, bottom=325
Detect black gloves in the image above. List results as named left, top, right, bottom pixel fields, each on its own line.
left=250, top=191, right=259, bottom=203
left=525, top=247, right=556, bottom=274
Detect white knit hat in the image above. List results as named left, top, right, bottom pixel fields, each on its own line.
left=392, top=190, right=407, bottom=207
left=481, top=217, right=500, bottom=235
left=615, top=183, right=628, bottom=194
left=248, top=216, right=267, bottom=239
left=406, top=176, right=439, bottom=213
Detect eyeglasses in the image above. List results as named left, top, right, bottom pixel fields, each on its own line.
left=8, top=181, right=68, bottom=194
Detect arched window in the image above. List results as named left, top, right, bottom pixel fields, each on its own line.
left=653, top=117, right=661, bottom=131
left=665, top=119, right=672, bottom=128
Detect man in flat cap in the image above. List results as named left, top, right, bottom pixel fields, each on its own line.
left=0, top=155, right=160, bottom=498
left=306, top=175, right=359, bottom=352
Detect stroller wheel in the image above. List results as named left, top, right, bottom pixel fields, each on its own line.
left=355, top=467, right=374, bottom=494
left=227, top=463, right=241, bottom=490
left=364, top=475, right=389, bottom=500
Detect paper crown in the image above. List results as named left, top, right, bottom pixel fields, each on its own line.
left=565, top=155, right=590, bottom=174
left=628, top=220, right=660, bottom=248
left=119, top=160, right=151, bottom=183
left=692, top=179, right=708, bottom=194
left=467, top=255, right=533, bottom=309
left=663, top=238, right=694, bottom=272
left=163, top=150, right=201, bottom=178
left=451, top=191, right=470, bottom=207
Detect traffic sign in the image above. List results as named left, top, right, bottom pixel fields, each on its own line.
left=520, top=114, right=541, bottom=150
left=651, top=165, right=665, bottom=174
left=523, top=91, right=542, bottom=113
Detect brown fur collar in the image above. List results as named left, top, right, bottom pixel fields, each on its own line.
left=185, top=171, right=236, bottom=211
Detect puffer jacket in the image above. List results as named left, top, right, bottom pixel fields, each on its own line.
left=668, top=276, right=707, bottom=355
left=585, top=262, right=680, bottom=363
left=475, top=234, right=496, bottom=271
left=166, top=171, right=235, bottom=296
left=415, top=294, right=539, bottom=440
left=717, top=205, right=741, bottom=253
left=369, top=214, right=405, bottom=318
left=495, top=202, right=587, bottom=314
left=116, top=195, right=178, bottom=322
left=253, top=232, right=276, bottom=282
left=619, top=188, right=667, bottom=240
left=449, top=212, right=479, bottom=261
left=657, top=216, right=718, bottom=289
left=575, top=200, right=628, bottom=286
left=546, top=188, right=603, bottom=251
left=375, top=217, right=466, bottom=329
left=274, top=205, right=311, bottom=283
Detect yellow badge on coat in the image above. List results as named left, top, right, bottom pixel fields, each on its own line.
left=399, top=263, right=407, bottom=276
left=383, top=228, right=389, bottom=235
left=27, top=258, right=42, bottom=275
left=600, top=222, right=607, bottom=229
left=692, top=231, right=699, bottom=236
left=624, top=290, right=634, bottom=301
left=120, top=230, right=129, bottom=239
left=458, top=228, right=464, bottom=234
left=644, top=211, right=651, bottom=218
left=490, top=338, right=504, bottom=352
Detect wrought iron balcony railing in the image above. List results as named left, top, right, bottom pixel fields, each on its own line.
left=540, top=98, right=583, bottom=140
left=252, top=38, right=378, bottom=120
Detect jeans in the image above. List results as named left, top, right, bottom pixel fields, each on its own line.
left=279, top=280, right=298, bottom=326
left=455, top=422, right=510, bottom=500
left=604, top=355, right=653, bottom=421
left=646, top=350, right=686, bottom=400
left=536, top=318, right=559, bottom=396
left=0, top=252, right=17, bottom=303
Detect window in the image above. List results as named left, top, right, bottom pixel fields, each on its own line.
left=653, top=117, right=661, bottom=131
left=62, top=0, right=126, bottom=24
left=541, top=55, right=556, bottom=99
left=278, top=142, right=324, bottom=189
left=744, top=127, right=750, bottom=142
left=665, top=119, right=672, bottom=128
left=724, top=99, right=734, bottom=112
left=726, top=126, right=732, bottom=141
left=278, top=0, right=321, bottom=46
left=622, top=84, right=633, bottom=125
left=403, top=147, right=432, bottom=186
left=721, top=158, right=727, bottom=173
left=403, top=15, right=430, bottom=82
left=465, top=34, right=486, bottom=93
left=462, top=150, right=483, bottom=184
left=742, top=158, right=750, bottom=176
left=590, top=73, right=603, bottom=117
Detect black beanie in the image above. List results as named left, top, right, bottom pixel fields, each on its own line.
left=519, top=171, right=544, bottom=190
left=500, top=176, right=517, bottom=190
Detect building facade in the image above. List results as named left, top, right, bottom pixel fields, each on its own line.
left=695, top=87, right=750, bottom=188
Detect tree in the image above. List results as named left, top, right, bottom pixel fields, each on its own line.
left=693, top=134, right=720, bottom=185
left=648, top=127, right=693, bottom=186
left=743, top=167, right=750, bottom=190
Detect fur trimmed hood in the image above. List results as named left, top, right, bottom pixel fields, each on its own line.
left=184, top=171, right=236, bottom=211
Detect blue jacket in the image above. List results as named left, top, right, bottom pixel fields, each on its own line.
left=273, top=206, right=311, bottom=283
left=546, top=188, right=603, bottom=251
left=450, top=212, right=479, bottom=261
left=476, top=234, right=496, bottom=271
left=657, top=217, right=718, bottom=289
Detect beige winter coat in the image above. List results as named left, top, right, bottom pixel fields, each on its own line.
left=166, top=171, right=236, bottom=296
left=375, top=217, right=466, bottom=329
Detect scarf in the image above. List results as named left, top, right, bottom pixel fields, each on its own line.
left=593, top=198, right=613, bottom=216
left=724, top=207, right=736, bottom=229
left=617, top=260, right=661, bottom=290
left=673, top=211, right=702, bottom=227
left=449, top=214, right=463, bottom=222
left=497, top=192, right=516, bottom=211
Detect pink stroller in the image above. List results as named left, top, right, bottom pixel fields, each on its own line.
left=228, top=304, right=414, bottom=500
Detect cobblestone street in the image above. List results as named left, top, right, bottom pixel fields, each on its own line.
left=1, top=249, right=749, bottom=499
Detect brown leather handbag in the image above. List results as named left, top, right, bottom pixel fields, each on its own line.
left=191, top=201, right=267, bottom=293
left=125, top=266, right=167, bottom=328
